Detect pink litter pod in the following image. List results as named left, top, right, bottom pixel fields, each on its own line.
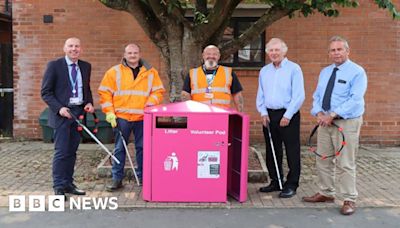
left=143, top=101, right=249, bottom=202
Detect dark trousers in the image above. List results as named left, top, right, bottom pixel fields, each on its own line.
left=262, top=109, right=301, bottom=189
left=112, top=118, right=144, bottom=181
left=52, top=107, right=83, bottom=190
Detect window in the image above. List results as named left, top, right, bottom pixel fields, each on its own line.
left=221, top=18, right=265, bottom=68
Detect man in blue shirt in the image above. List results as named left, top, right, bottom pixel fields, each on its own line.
left=303, top=36, right=367, bottom=216
left=256, top=38, right=305, bottom=198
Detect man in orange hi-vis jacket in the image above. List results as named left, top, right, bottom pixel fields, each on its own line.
left=98, top=43, right=165, bottom=191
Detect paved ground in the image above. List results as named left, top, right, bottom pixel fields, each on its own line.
left=0, top=141, right=399, bottom=209
left=1, top=208, right=400, bottom=228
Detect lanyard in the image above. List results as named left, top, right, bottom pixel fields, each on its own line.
left=203, top=66, right=218, bottom=87
left=69, top=64, right=78, bottom=94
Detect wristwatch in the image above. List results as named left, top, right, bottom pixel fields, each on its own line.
left=329, top=112, right=337, bottom=118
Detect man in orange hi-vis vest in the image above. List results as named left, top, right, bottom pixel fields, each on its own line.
left=181, top=45, right=244, bottom=112
left=98, top=43, right=165, bottom=191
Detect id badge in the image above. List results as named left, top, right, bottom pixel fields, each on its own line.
left=69, top=97, right=80, bottom=105
left=204, top=93, right=214, bottom=99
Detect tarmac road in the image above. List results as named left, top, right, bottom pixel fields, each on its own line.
left=1, top=207, right=399, bottom=228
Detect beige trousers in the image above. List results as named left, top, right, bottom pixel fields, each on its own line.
left=316, top=117, right=363, bottom=202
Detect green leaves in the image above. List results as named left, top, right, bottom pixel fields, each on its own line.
left=374, top=0, right=400, bottom=19
left=99, top=0, right=399, bottom=20
left=159, top=0, right=188, bottom=14
left=260, top=0, right=398, bottom=19
left=194, top=10, right=209, bottom=25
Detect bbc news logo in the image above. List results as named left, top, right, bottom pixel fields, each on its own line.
left=9, top=195, right=118, bottom=212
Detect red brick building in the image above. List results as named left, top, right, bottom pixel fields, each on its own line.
left=9, top=0, right=400, bottom=145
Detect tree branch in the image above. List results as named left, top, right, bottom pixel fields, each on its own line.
left=219, top=5, right=296, bottom=59
left=99, top=0, right=164, bottom=44
left=195, top=0, right=208, bottom=15
left=147, top=0, right=191, bottom=28
left=194, top=0, right=241, bottom=43
left=146, top=0, right=168, bottom=21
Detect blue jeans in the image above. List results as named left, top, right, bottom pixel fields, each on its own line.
left=112, top=118, right=143, bottom=181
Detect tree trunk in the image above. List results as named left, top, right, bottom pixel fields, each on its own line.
left=157, top=23, right=203, bottom=103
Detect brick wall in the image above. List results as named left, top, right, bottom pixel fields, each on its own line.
left=241, top=1, right=400, bottom=145
left=12, top=0, right=400, bottom=145
left=12, top=0, right=167, bottom=139
left=0, top=1, right=5, bottom=13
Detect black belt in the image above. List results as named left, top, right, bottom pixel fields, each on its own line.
left=68, top=104, right=84, bottom=109
left=267, top=108, right=286, bottom=112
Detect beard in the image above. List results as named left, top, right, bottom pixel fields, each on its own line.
left=204, top=60, right=218, bottom=69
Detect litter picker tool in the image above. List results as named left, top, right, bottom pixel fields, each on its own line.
left=67, top=110, right=120, bottom=164
left=308, top=122, right=346, bottom=160
left=266, top=125, right=283, bottom=190
left=117, top=127, right=141, bottom=186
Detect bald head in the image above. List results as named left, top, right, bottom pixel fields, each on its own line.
left=63, top=37, right=81, bottom=62
left=125, top=43, right=141, bottom=52
left=64, top=37, right=80, bottom=47
left=124, top=43, right=141, bottom=68
left=202, top=45, right=220, bottom=69
left=203, top=45, right=220, bottom=54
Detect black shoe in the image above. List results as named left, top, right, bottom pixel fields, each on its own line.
left=54, top=188, right=65, bottom=195
left=279, top=188, right=296, bottom=198
left=65, top=184, right=86, bottom=195
left=106, top=180, right=123, bottom=192
left=54, top=188, right=68, bottom=201
left=259, top=183, right=280, bottom=193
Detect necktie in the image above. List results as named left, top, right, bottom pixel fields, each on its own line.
left=322, top=67, right=338, bottom=111
left=71, top=63, right=78, bottom=97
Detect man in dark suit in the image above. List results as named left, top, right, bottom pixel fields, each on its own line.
left=41, top=37, right=94, bottom=197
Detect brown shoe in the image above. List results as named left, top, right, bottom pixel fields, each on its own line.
left=340, top=201, right=356, bottom=215
left=302, top=193, right=335, bottom=203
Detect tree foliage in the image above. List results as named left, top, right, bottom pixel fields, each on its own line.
left=99, top=0, right=399, bottom=60
left=98, top=0, right=399, bottom=102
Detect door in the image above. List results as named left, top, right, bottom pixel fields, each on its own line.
left=227, top=113, right=249, bottom=202
left=0, top=43, right=13, bottom=137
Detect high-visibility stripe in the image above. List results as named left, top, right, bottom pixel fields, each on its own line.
left=222, top=66, right=232, bottom=94
left=113, top=65, right=121, bottom=91
left=191, top=87, right=228, bottom=94
left=152, top=85, right=164, bottom=91
left=98, top=85, right=114, bottom=93
left=212, top=99, right=231, bottom=105
left=191, top=88, right=206, bottom=94
left=223, top=66, right=231, bottom=83
left=212, top=87, right=230, bottom=93
left=147, top=74, right=154, bottom=94
left=115, top=108, right=144, bottom=114
left=114, top=90, right=149, bottom=96
left=198, top=99, right=231, bottom=105
left=150, top=94, right=159, bottom=103
left=101, top=102, right=113, bottom=108
left=192, top=69, right=198, bottom=91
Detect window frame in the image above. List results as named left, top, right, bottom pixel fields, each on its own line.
left=221, top=17, right=266, bottom=68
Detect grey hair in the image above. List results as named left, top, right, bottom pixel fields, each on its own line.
left=265, top=38, right=288, bottom=54
left=329, top=36, right=349, bottom=51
